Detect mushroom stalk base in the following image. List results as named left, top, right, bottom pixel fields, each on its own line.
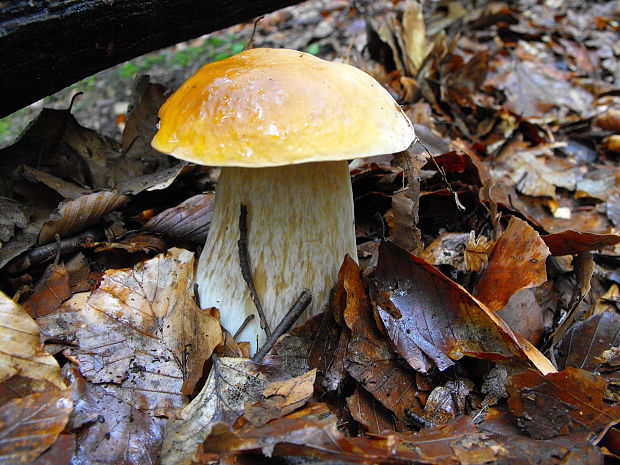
left=196, top=160, right=357, bottom=354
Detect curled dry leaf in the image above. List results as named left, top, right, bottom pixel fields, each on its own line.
left=0, top=291, right=64, bottom=388
left=542, top=230, right=620, bottom=256
left=161, top=357, right=291, bottom=465
left=508, top=367, right=620, bottom=440
left=38, top=191, right=129, bottom=245
left=372, top=241, right=555, bottom=374
left=474, top=216, right=550, bottom=312
left=337, top=255, right=425, bottom=422
left=76, top=248, right=221, bottom=415
left=0, top=389, right=72, bottom=464
left=244, top=368, right=317, bottom=427
left=464, top=231, right=494, bottom=272
left=144, top=193, right=215, bottom=243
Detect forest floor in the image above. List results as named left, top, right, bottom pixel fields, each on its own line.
left=1, top=0, right=620, bottom=464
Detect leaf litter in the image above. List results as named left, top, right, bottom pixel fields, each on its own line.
left=1, top=0, right=620, bottom=463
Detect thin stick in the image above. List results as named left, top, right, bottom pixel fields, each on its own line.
left=233, top=314, right=255, bottom=340
left=238, top=203, right=271, bottom=338
left=252, top=289, right=312, bottom=363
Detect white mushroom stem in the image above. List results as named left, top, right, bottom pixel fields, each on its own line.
left=196, top=160, right=357, bottom=354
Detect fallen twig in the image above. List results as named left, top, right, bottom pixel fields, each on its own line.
left=238, top=203, right=271, bottom=338
left=252, top=289, right=312, bottom=363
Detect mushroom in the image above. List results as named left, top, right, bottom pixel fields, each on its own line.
left=152, top=48, right=414, bottom=354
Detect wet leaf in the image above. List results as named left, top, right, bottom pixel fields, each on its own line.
left=347, top=383, right=400, bottom=434
left=508, top=367, right=620, bottom=440
left=161, top=356, right=290, bottom=465
left=372, top=241, right=555, bottom=374
left=76, top=248, right=221, bottom=413
left=474, top=216, right=550, bottom=312
left=0, top=389, right=72, bottom=464
left=144, top=193, right=215, bottom=243
left=244, top=369, right=317, bottom=427
left=338, top=256, right=425, bottom=422
left=0, top=291, right=64, bottom=388
left=542, top=230, right=620, bottom=256
left=555, top=312, right=620, bottom=375
left=38, top=191, right=129, bottom=245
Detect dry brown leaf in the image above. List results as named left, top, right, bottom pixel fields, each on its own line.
left=372, top=241, right=555, bottom=374
left=0, top=291, right=64, bottom=388
left=161, top=356, right=291, bottom=465
left=76, top=248, right=221, bottom=415
left=474, top=216, right=550, bottom=312
left=464, top=230, right=494, bottom=271
left=22, top=263, right=71, bottom=318
left=0, top=389, right=72, bottom=464
left=555, top=312, right=620, bottom=375
left=542, top=230, right=620, bottom=256
left=347, top=383, right=400, bottom=434
left=67, top=366, right=165, bottom=465
left=338, top=255, right=425, bottom=422
left=144, top=193, right=215, bottom=243
left=38, top=191, right=129, bottom=245
left=402, top=0, right=428, bottom=73
left=20, top=165, right=90, bottom=199
left=508, top=368, right=620, bottom=440
left=244, top=369, right=317, bottom=427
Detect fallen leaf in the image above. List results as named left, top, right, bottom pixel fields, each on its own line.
left=474, top=216, right=550, bottom=312
left=420, top=232, right=470, bottom=271
left=244, top=369, right=317, bottom=427
left=371, top=241, right=555, bottom=374
left=0, top=389, right=72, bottom=464
left=161, top=356, right=291, bottom=465
left=0, top=291, right=64, bottom=388
left=38, top=191, right=129, bottom=245
left=144, top=193, right=215, bottom=243
left=508, top=367, right=620, bottom=440
left=542, top=230, right=620, bottom=256
left=347, top=383, right=400, bottom=434
left=67, top=366, right=165, bottom=465
left=338, top=255, right=425, bottom=422
left=555, top=312, right=620, bottom=375
left=22, top=263, right=71, bottom=318
left=76, top=248, right=221, bottom=414
left=0, top=198, right=28, bottom=243
left=32, top=433, right=75, bottom=465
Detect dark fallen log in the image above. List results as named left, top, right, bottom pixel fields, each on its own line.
left=0, top=0, right=304, bottom=118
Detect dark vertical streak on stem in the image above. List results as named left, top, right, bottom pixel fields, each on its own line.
left=238, top=203, right=272, bottom=338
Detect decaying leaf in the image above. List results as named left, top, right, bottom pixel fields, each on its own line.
left=243, top=369, right=316, bottom=427
left=347, top=383, right=400, bottom=434
left=475, top=216, right=550, bottom=312
left=555, top=312, right=620, bottom=375
left=38, top=191, right=129, bottom=245
left=464, top=231, right=494, bottom=272
left=371, top=241, right=555, bottom=374
left=0, top=291, right=64, bottom=388
left=420, top=232, right=470, bottom=271
left=161, top=357, right=291, bottom=465
left=0, top=389, right=72, bottom=464
left=22, top=263, right=71, bottom=318
left=508, top=367, right=620, bottom=440
left=542, top=230, right=620, bottom=256
left=67, top=366, right=165, bottom=465
left=76, top=248, right=221, bottom=415
left=144, top=193, right=215, bottom=243
left=338, top=255, right=425, bottom=422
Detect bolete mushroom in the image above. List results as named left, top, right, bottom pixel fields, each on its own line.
left=152, top=48, right=414, bottom=354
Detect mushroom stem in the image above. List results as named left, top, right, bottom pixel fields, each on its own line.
left=196, top=160, right=357, bottom=354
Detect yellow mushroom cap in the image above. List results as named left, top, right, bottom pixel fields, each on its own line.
left=152, top=48, right=415, bottom=167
